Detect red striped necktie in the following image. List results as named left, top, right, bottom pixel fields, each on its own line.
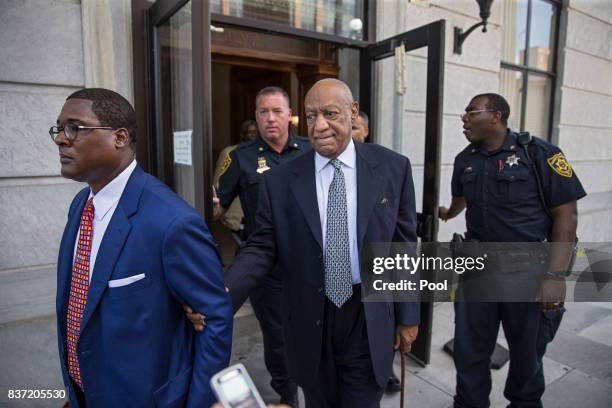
left=66, top=197, right=94, bottom=389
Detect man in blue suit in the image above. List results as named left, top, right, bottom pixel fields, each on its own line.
left=225, top=78, right=420, bottom=407
left=52, top=88, right=232, bottom=407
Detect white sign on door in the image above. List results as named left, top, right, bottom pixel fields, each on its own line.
left=173, top=130, right=192, bottom=166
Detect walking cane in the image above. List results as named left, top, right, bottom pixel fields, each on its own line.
left=400, top=351, right=406, bottom=407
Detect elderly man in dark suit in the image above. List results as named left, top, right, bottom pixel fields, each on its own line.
left=228, top=78, right=420, bottom=407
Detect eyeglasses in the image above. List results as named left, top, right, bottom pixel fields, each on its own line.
left=460, top=109, right=497, bottom=120
left=49, top=123, right=114, bottom=142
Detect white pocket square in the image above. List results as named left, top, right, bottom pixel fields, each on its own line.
left=108, top=273, right=145, bottom=288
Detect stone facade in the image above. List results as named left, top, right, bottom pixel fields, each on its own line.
left=375, top=0, right=612, bottom=242
left=561, top=1, right=612, bottom=241
left=0, top=0, right=133, bottom=325
left=0, top=0, right=85, bottom=325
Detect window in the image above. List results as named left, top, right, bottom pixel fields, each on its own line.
left=212, top=0, right=366, bottom=40
left=499, top=0, right=560, bottom=138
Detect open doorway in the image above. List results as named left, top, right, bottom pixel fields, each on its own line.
left=210, top=50, right=339, bottom=267
left=211, top=63, right=294, bottom=165
left=210, top=62, right=295, bottom=267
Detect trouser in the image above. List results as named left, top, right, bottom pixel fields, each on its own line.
left=303, top=285, right=384, bottom=408
left=249, top=277, right=297, bottom=401
left=453, top=302, right=564, bottom=408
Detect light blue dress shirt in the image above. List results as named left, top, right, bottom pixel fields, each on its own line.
left=314, top=140, right=360, bottom=284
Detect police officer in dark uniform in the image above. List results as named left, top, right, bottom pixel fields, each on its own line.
left=215, top=86, right=310, bottom=407
left=439, top=93, right=586, bottom=408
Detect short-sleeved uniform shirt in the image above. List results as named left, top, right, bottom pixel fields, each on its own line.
left=217, top=132, right=311, bottom=238
left=451, top=129, right=586, bottom=242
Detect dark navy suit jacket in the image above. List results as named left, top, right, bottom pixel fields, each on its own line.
left=226, top=142, right=420, bottom=389
left=56, top=166, right=233, bottom=408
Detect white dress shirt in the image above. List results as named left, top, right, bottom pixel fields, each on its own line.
left=73, top=160, right=137, bottom=283
left=315, top=140, right=360, bottom=284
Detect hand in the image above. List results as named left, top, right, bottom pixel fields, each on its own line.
left=212, top=186, right=224, bottom=219
left=183, top=305, right=205, bottom=332
left=438, top=206, right=450, bottom=221
left=394, top=324, right=419, bottom=354
left=540, top=278, right=566, bottom=312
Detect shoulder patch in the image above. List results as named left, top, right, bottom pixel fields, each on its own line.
left=219, top=153, right=232, bottom=177
left=547, top=152, right=573, bottom=178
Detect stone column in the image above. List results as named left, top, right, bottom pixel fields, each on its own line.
left=81, top=0, right=134, bottom=102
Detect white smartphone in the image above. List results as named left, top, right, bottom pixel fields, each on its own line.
left=210, top=363, right=267, bottom=408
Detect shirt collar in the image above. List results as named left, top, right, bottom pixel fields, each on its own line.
left=255, top=130, right=302, bottom=154
left=500, top=128, right=519, bottom=152
left=472, top=128, right=517, bottom=155
left=88, top=160, right=137, bottom=221
left=315, top=139, right=356, bottom=173
left=286, top=131, right=303, bottom=150
left=255, top=135, right=271, bottom=153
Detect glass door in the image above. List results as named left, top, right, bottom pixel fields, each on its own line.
left=147, top=0, right=213, bottom=219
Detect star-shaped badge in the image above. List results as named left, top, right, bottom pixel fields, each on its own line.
left=506, top=154, right=520, bottom=167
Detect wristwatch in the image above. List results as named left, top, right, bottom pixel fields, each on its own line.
left=545, top=270, right=567, bottom=280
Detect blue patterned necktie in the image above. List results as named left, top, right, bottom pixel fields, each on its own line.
left=324, top=159, right=353, bottom=307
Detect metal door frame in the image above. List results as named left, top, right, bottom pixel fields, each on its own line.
left=360, top=20, right=446, bottom=365
left=145, top=0, right=213, bottom=220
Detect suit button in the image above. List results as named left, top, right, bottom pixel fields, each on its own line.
left=318, top=287, right=323, bottom=293
left=315, top=320, right=321, bottom=326
left=318, top=253, right=323, bottom=259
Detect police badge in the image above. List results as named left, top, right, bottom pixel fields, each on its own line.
left=506, top=154, right=520, bottom=167
left=256, top=156, right=271, bottom=174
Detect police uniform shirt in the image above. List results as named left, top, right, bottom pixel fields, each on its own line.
left=217, top=132, right=311, bottom=238
left=451, top=129, right=586, bottom=242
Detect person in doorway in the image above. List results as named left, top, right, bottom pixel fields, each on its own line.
left=351, top=110, right=370, bottom=143
left=213, top=119, right=258, bottom=235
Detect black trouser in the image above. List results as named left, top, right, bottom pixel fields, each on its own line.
left=453, top=302, right=564, bottom=408
left=303, top=285, right=384, bottom=408
left=249, top=276, right=297, bottom=401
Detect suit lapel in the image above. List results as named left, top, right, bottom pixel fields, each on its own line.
left=79, top=167, right=146, bottom=336
left=289, top=151, right=323, bottom=249
left=356, top=143, right=384, bottom=245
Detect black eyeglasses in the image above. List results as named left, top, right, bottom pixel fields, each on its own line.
left=49, top=123, right=114, bottom=142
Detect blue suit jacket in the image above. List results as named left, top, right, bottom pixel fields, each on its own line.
left=226, top=142, right=419, bottom=388
left=56, top=166, right=232, bottom=408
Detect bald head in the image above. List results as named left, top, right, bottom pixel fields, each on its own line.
left=306, top=78, right=354, bottom=107
left=304, top=78, right=359, bottom=158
